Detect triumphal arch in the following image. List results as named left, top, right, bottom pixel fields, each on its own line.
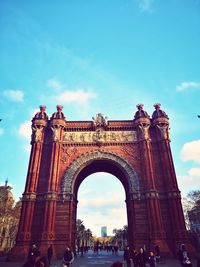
left=12, top=103, right=190, bottom=259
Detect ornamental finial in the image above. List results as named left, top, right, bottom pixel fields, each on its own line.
left=56, top=105, right=63, bottom=112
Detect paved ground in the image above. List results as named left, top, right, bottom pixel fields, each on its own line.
left=0, top=250, right=197, bottom=267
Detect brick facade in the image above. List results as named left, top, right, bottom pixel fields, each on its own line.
left=11, top=104, right=191, bottom=259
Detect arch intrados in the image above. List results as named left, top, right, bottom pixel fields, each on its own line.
left=73, top=159, right=130, bottom=198
left=62, top=150, right=140, bottom=199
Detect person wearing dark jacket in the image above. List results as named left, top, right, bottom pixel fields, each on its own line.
left=137, top=248, right=146, bottom=267
left=63, top=246, right=74, bottom=267
left=123, top=246, right=132, bottom=267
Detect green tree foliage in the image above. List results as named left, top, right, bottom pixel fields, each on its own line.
left=76, top=219, right=93, bottom=247
left=112, top=225, right=127, bottom=248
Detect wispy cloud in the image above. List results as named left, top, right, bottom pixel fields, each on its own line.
left=176, top=81, right=200, bottom=91
left=177, top=171, right=200, bottom=196
left=178, top=140, right=200, bottom=195
left=137, top=0, right=155, bottom=12
left=180, top=139, right=200, bottom=163
left=47, top=78, right=62, bottom=91
left=18, top=120, right=31, bottom=141
left=55, top=89, right=96, bottom=105
left=47, top=78, right=97, bottom=106
left=17, top=109, right=39, bottom=153
left=78, top=206, right=127, bottom=237
left=3, top=90, right=24, bottom=102
left=0, top=128, right=5, bottom=136
left=188, top=167, right=200, bottom=176
left=78, top=192, right=127, bottom=236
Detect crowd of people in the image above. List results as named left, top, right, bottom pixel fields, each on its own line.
left=22, top=244, right=74, bottom=267
left=123, top=245, right=159, bottom=267
left=21, top=243, right=200, bottom=267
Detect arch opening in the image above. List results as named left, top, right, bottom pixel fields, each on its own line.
left=77, top=172, right=127, bottom=238
left=62, top=149, right=140, bottom=200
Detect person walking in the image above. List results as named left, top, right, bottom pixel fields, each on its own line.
left=62, top=246, right=75, bottom=267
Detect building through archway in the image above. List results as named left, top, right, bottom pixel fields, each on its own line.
left=12, top=103, right=191, bottom=259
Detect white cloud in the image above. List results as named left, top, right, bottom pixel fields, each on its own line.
left=54, top=89, right=96, bottom=105
left=18, top=120, right=32, bottom=141
left=79, top=192, right=125, bottom=209
left=176, top=81, right=200, bottom=91
left=47, top=78, right=61, bottom=91
left=3, top=90, right=24, bottom=102
left=0, top=128, right=4, bottom=136
left=177, top=173, right=200, bottom=196
left=77, top=190, right=127, bottom=236
left=78, top=204, right=127, bottom=237
left=180, top=140, right=200, bottom=163
left=137, top=0, right=154, bottom=12
left=188, top=167, right=200, bottom=176
left=18, top=120, right=32, bottom=153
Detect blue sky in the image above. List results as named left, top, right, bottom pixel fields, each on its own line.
left=0, top=0, right=200, bottom=236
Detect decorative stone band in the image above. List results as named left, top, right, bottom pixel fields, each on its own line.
left=62, top=130, right=137, bottom=144
left=145, top=190, right=159, bottom=198
left=50, top=119, right=66, bottom=127
left=22, top=192, right=37, bottom=201
left=167, top=191, right=181, bottom=198
left=61, top=193, right=75, bottom=202
left=32, top=119, right=48, bottom=127
left=43, top=192, right=57, bottom=200
left=127, top=192, right=141, bottom=201
left=17, top=231, right=32, bottom=241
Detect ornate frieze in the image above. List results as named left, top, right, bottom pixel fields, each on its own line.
left=62, top=129, right=137, bottom=144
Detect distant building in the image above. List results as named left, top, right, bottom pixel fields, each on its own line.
left=101, top=226, right=107, bottom=238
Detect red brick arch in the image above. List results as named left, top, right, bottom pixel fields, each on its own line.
left=11, top=106, right=192, bottom=259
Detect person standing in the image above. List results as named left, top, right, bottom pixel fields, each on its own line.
left=132, top=249, right=139, bottom=267
left=178, top=244, right=193, bottom=267
left=123, top=246, right=132, bottom=267
left=47, top=245, right=53, bottom=265
left=63, top=246, right=74, bottom=267
left=137, top=248, right=146, bottom=267
left=148, top=251, right=157, bottom=267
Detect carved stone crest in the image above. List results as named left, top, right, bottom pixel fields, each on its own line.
left=92, top=113, right=107, bottom=128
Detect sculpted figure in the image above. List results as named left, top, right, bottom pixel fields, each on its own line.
left=92, top=113, right=107, bottom=127
left=51, top=126, right=60, bottom=142
left=32, top=126, right=43, bottom=142
left=156, top=124, right=169, bottom=139
left=138, top=124, right=150, bottom=140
